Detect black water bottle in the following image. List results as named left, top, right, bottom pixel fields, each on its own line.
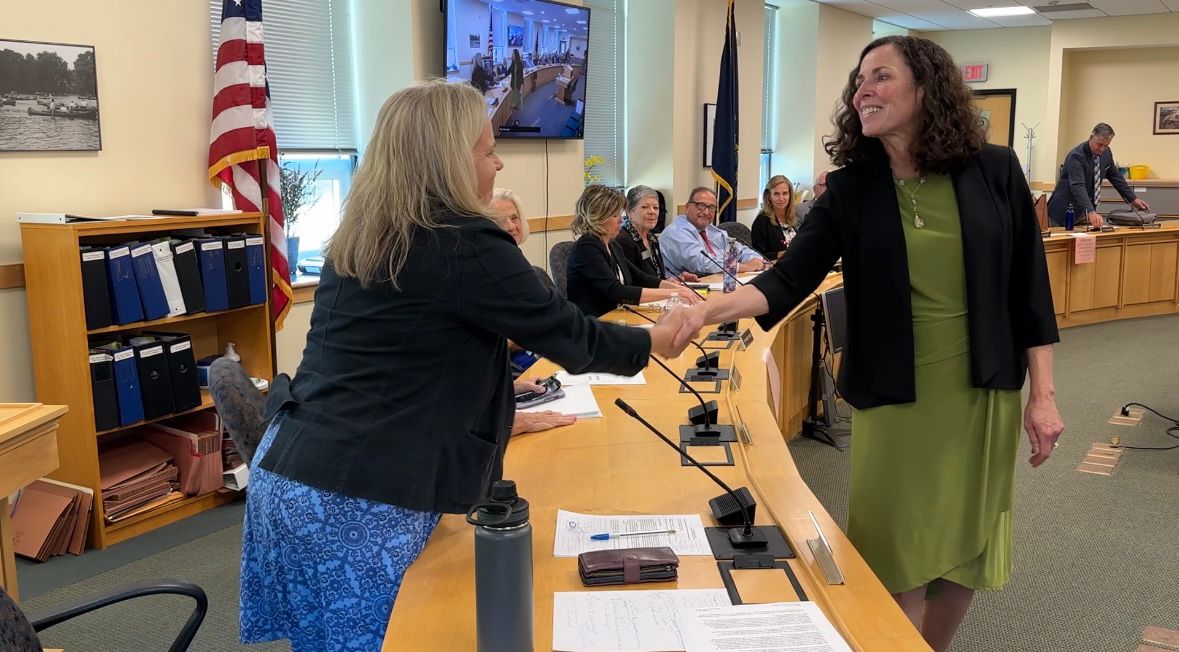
left=466, top=480, right=534, bottom=652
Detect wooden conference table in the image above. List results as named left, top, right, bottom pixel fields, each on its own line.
left=384, top=272, right=930, bottom=651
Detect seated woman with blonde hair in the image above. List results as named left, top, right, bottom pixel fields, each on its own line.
left=566, top=184, right=702, bottom=317
left=489, top=187, right=554, bottom=289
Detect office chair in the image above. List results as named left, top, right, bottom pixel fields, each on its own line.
left=717, top=222, right=754, bottom=249
left=0, top=579, right=207, bottom=652
left=548, top=241, right=576, bottom=298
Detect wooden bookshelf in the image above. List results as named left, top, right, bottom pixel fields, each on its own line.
left=20, top=213, right=274, bottom=550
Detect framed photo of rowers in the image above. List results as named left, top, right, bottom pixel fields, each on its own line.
left=0, top=38, right=101, bottom=151
left=970, top=88, right=1016, bottom=149
left=1154, top=101, right=1179, bottom=135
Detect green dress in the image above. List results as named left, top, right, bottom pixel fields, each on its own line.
left=846, top=174, right=1023, bottom=594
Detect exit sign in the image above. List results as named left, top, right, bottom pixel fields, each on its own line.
left=963, top=63, right=989, bottom=83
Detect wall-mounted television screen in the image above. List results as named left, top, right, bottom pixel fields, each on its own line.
left=444, top=0, right=591, bottom=140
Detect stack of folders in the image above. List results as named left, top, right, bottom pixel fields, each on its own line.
left=89, top=331, right=202, bottom=429
left=140, top=412, right=225, bottom=496
left=99, top=439, right=181, bottom=523
left=10, top=479, right=93, bottom=561
left=80, top=234, right=266, bottom=329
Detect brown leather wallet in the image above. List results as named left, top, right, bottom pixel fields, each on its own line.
left=578, top=547, right=680, bottom=586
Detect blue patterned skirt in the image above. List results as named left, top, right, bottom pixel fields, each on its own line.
left=239, top=413, right=441, bottom=651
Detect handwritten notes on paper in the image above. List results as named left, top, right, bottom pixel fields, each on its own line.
left=552, top=589, right=731, bottom=652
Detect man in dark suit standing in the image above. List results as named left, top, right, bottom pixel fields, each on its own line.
left=1048, top=123, right=1150, bottom=227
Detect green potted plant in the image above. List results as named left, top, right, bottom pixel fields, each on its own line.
left=279, top=162, right=321, bottom=279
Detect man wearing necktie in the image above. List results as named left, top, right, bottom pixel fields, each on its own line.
left=1048, top=123, right=1150, bottom=228
left=658, top=187, right=768, bottom=278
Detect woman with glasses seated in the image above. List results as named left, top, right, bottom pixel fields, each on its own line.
left=566, top=185, right=703, bottom=317
left=613, top=185, right=698, bottom=283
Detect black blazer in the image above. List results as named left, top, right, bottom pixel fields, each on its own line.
left=613, top=225, right=665, bottom=279
left=260, top=215, right=650, bottom=514
left=750, top=213, right=795, bottom=259
left=567, top=234, right=663, bottom=317
left=750, top=144, right=1059, bottom=409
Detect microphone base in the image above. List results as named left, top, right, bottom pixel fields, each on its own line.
left=799, top=419, right=850, bottom=451
left=729, top=527, right=768, bottom=548
left=680, top=423, right=737, bottom=443
left=685, top=367, right=730, bottom=382
left=704, top=525, right=793, bottom=560
left=705, top=330, right=741, bottom=342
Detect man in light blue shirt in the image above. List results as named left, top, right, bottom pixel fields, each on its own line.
left=659, top=187, right=768, bottom=278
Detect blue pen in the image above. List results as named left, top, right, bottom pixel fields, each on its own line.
left=590, top=529, right=676, bottom=541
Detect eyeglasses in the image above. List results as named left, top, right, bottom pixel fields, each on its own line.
left=691, top=201, right=718, bottom=213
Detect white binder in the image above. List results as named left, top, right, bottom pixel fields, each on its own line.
left=151, top=240, right=187, bottom=317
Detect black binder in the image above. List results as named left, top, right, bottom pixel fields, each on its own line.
left=88, top=349, right=120, bottom=431
left=141, top=331, right=201, bottom=412
left=223, top=235, right=251, bottom=309
left=129, top=336, right=175, bottom=419
left=170, top=239, right=206, bottom=315
left=80, top=247, right=113, bottom=330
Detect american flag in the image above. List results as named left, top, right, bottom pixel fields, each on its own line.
left=208, top=0, right=291, bottom=329
left=487, top=10, right=494, bottom=59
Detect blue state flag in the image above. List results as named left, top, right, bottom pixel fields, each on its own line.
left=710, top=0, right=739, bottom=223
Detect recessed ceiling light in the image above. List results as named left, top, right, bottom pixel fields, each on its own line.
left=576, top=20, right=586, bottom=24
left=521, top=9, right=533, bottom=14
left=969, top=6, right=1035, bottom=17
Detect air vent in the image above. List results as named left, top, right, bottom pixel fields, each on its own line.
left=1033, top=2, right=1095, bottom=12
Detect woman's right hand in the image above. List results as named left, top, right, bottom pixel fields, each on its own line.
left=647, top=309, right=692, bottom=358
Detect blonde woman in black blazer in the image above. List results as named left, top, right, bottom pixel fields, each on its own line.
left=671, top=36, right=1063, bottom=652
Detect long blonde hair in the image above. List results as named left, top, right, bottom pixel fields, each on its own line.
left=571, top=185, right=626, bottom=239
left=327, top=80, right=489, bottom=287
left=758, top=174, right=795, bottom=227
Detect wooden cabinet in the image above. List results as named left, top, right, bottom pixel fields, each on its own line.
left=19, top=214, right=273, bottom=549
left=1043, top=224, right=1179, bottom=327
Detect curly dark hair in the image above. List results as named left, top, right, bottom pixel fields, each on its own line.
left=824, top=35, right=985, bottom=175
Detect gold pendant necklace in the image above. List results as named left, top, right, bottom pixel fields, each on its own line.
left=895, top=176, right=927, bottom=229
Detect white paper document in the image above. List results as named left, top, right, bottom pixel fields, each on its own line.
left=519, top=384, right=603, bottom=418
left=553, top=589, right=731, bottom=652
left=678, top=602, right=851, bottom=652
left=553, top=509, right=713, bottom=557
left=556, top=370, right=647, bottom=386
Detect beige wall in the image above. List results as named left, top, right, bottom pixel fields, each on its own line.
left=924, top=27, right=1051, bottom=175
left=1061, top=47, right=1179, bottom=179
left=1043, top=13, right=1179, bottom=182
left=0, top=1, right=223, bottom=400
left=812, top=5, right=873, bottom=178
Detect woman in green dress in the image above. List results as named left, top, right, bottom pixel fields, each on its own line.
left=672, top=36, right=1064, bottom=652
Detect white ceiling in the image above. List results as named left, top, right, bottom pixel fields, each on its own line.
left=811, top=0, right=1179, bottom=31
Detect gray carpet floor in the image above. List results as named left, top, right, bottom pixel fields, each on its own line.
left=14, top=314, right=1179, bottom=651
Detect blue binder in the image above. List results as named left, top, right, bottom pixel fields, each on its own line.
left=129, top=242, right=170, bottom=320
left=94, top=340, right=144, bottom=426
left=196, top=237, right=229, bottom=311
left=105, top=244, right=144, bottom=325
left=245, top=235, right=267, bottom=305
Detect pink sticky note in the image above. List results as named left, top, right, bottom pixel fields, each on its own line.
left=1073, top=234, right=1096, bottom=264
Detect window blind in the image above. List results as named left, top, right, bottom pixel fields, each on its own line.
left=209, top=0, right=357, bottom=152
left=583, top=0, right=625, bottom=188
left=761, top=4, right=778, bottom=152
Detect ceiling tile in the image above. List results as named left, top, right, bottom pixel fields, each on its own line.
left=872, top=0, right=953, bottom=10
left=1037, top=9, right=1108, bottom=19
left=941, top=0, right=1022, bottom=8
left=811, top=0, right=895, bottom=18
left=1163, top=0, right=1179, bottom=10
left=1088, top=0, right=1169, bottom=15
left=876, top=13, right=949, bottom=29
left=912, top=10, right=1004, bottom=28
left=987, top=13, right=1054, bottom=26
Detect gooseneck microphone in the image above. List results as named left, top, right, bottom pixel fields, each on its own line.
left=620, top=305, right=726, bottom=381
left=618, top=306, right=736, bottom=442
left=615, top=398, right=766, bottom=549
left=698, top=249, right=747, bottom=287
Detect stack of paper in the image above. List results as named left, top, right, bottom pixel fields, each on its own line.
left=519, top=384, right=602, bottom=418
left=141, top=411, right=224, bottom=496
left=552, top=589, right=731, bottom=652
left=99, top=440, right=181, bottom=523
left=10, top=479, right=93, bottom=561
left=555, top=370, right=646, bottom=386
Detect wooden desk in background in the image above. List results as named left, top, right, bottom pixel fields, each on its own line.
left=0, top=403, right=67, bottom=602
left=1043, top=223, right=1179, bottom=328
left=384, top=273, right=931, bottom=651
